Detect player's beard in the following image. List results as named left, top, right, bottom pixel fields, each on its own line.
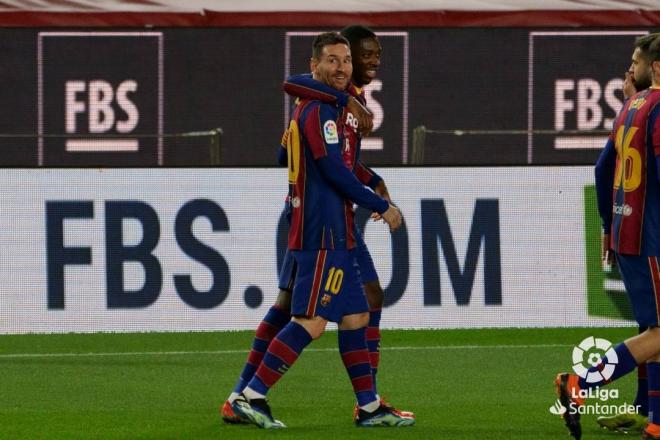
left=330, top=74, right=350, bottom=90
left=635, top=70, right=652, bottom=91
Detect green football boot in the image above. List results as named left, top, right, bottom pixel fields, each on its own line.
left=597, top=412, right=648, bottom=433
left=355, top=404, right=416, bottom=427
left=230, top=394, right=285, bottom=429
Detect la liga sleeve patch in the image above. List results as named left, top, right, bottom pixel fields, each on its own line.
left=323, top=120, right=339, bottom=144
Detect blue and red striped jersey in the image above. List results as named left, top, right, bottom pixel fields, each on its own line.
left=595, top=87, right=660, bottom=256
left=284, top=74, right=383, bottom=190
left=286, top=99, right=388, bottom=250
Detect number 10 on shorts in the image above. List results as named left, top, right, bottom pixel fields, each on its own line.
left=324, top=267, right=344, bottom=294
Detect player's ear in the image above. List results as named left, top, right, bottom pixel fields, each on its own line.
left=310, top=57, right=318, bottom=74
left=653, top=60, right=660, bottom=77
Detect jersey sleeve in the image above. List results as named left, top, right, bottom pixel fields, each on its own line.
left=283, top=73, right=350, bottom=107
left=301, top=103, right=334, bottom=160
left=355, top=161, right=383, bottom=190
left=277, top=145, right=287, bottom=167
left=651, top=105, right=660, bottom=184
left=303, top=103, right=388, bottom=214
left=277, top=129, right=288, bottom=167
left=594, top=138, right=616, bottom=232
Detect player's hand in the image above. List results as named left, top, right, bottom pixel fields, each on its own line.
left=602, top=233, right=615, bottom=270
left=374, top=180, right=391, bottom=202
left=371, top=182, right=393, bottom=222
left=623, top=70, right=637, bottom=100
left=371, top=211, right=382, bottom=221
left=381, top=204, right=402, bottom=232
left=347, top=96, right=373, bottom=137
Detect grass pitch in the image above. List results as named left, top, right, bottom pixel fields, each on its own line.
left=0, top=327, right=642, bottom=439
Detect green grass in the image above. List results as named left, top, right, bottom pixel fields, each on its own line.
left=0, top=327, right=644, bottom=439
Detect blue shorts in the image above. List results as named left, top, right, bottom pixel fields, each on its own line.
left=616, top=253, right=660, bottom=327
left=354, top=227, right=379, bottom=285
left=289, top=249, right=368, bottom=323
left=279, top=226, right=378, bottom=291
left=278, top=249, right=298, bottom=292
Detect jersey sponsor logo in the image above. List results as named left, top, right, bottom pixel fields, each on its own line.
left=612, top=203, right=632, bottom=216
left=323, top=120, right=339, bottom=144
left=345, top=112, right=359, bottom=130
left=628, top=96, right=646, bottom=111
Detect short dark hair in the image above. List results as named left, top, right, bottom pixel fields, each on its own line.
left=648, top=33, right=660, bottom=64
left=635, top=33, right=660, bottom=61
left=312, top=32, right=350, bottom=59
left=340, top=25, right=377, bottom=47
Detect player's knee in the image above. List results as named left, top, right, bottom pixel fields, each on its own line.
left=274, top=289, right=292, bottom=311
left=339, top=312, right=369, bottom=330
left=306, top=323, right=326, bottom=340
left=648, top=330, right=660, bottom=362
left=641, top=326, right=660, bottom=353
left=292, top=316, right=326, bottom=340
left=645, top=326, right=660, bottom=336
left=364, top=281, right=384, bottom=309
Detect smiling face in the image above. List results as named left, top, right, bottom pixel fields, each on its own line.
left=311, top=43, right=353, bottom=91
left=351, top=36, right=382, bottom=87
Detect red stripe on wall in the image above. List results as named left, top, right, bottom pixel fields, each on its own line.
left=1, top=10, right=659, bottom=27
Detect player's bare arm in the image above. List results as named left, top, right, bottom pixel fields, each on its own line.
left=371, top=180, right=394, bottom=221
left=381, top=204, right=402, bottom=232
left=346, top=96, right=373, bottom=136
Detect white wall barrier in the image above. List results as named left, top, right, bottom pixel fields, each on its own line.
left=0, top=167, right=627, bottom=334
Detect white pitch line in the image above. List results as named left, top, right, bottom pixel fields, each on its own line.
left=0, top=344, right=572, bottom=359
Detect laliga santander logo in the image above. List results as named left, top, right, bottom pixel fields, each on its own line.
left=549, top=399, right=567, bottom=415
left=572, top=336, right=618, bottom=383
left=548, top=336, right=640, bottom=417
